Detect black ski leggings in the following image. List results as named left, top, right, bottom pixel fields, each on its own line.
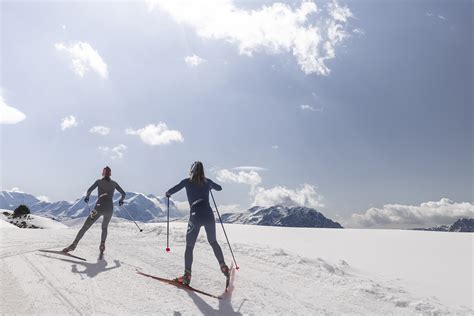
left=74, top=206, right=113, bottom=244
left=185, top=212, right=225, bottom=271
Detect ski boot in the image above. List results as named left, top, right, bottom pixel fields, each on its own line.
left=174, top=269, right=192, bottom=286
left=62, top=241, right=78, bottom=253
left=220, top=262, right=230, bottom=278
left=220, top=262, right=231, bottom=289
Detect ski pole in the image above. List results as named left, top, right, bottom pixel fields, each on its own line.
left=210, top=190, right=239, bottom=270
left=166, top=197, right=170, bottom=252
left=122, top=205, right=143, bottom=232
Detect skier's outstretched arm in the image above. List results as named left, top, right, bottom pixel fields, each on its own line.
left=166, top=179, right=186, bottom=197
left=115, top=182, right=126, bottom=205
left=208, top=179, right=222, bottom=191
left=85, top=180, right=99, bottom=202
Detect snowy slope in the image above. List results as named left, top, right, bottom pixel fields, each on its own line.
left=1, top=221, right=472, bottom=314
left=0, top=209, right=68, bottom=229
left=0, top=218, right=19, bottom=229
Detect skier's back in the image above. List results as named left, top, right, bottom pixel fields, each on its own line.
left=166, top=161, right=229, bottom=285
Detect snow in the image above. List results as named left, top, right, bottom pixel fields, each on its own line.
left=0, top=209, right=68, bottom=229
left=1, top=220, right=472, bottom=314
left=0, top=218, right=19, bottom=229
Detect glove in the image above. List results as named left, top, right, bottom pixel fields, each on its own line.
left=84, top=196, right=89, bottom=203
left=165, top=192, right=171, bottom=198
left=119, top=200, right=124, bottom=206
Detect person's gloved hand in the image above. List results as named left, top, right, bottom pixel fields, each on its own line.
left=119, top=200, right=124, bottom=206
left=165, top=192, right=171, bottom=198
left=84, top=196, right=89, bottom=203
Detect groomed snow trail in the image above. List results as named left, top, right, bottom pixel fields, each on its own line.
left=1, top=221, right=471, bottom=315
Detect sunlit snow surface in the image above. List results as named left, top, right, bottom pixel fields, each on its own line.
left=1, top=217, right=472, bottom=314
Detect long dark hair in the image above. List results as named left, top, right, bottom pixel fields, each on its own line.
left=189, top=161, right=206, bottom=184
left=102, top=166, right=111, bottom=182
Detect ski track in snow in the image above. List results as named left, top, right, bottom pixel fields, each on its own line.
left=1, top=222, right=472, bottom=315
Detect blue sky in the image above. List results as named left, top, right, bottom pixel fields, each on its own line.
left=1, top=0, right=472, bottom=228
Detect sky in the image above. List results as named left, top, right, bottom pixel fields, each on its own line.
left=0, top=0, right=472, bottom=228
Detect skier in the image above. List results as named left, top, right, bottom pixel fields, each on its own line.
left=63, top=166, right=126, bottom=254
left=166, top=161, right=230, bottom=286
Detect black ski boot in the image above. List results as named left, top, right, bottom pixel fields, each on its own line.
left=62, top=241, right=78, bottom=253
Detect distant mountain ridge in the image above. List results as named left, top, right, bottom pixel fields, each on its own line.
left=0, top=190, right=185, bottom=222
left=413, top=218, right=474, bottom=232
left=221, top=205, right=343, bottom=228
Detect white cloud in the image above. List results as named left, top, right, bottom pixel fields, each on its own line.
left=90, top=125, right=111, bottom=136
left=55, top=41, right=108, bottom=78
left=146, top=0, right=354, bottom=75
left=60, top=115, right=78, bottom=130
left=184, top=54, right=207, bottom=67
left=253, top=183, right=325, bottom=209
left=0, top=95, right=26, bottom=125
left=216, top=169, right=262, bottom=192
left=301, top=104, right=315, bottom=111
left=126, top=123, right=184, bottom=146
left=272, top=145, right=279, bottom=149
left=99, top=144, right=127, bottom=159
left=173, top=200, right=190, bottom=213
left=37, top=195, right=50, bottom=203
left=10, top=187, right=23, bottom=193
left=233, top=166, right=267, bottom=171
left=217, top=204, right=243, bottom=214
left=426, top=12, right=447, bottom=21
left=350, top=198, right=474, bottom=229
left=352, top=28, right=365, bottom=35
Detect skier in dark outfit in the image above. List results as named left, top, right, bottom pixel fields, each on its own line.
left=63, top=166, right=126, bottom=253
left=166, top=161, right=230, bottom=285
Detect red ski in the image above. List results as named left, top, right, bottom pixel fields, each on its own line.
left=38, top=249, right=87, bottom=261
left=136, top=270, right=223, bottom=299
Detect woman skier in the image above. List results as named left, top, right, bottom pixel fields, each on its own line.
left=63, top=166, right=126, bottom=254
left=166, top=161, right=230, bottom=285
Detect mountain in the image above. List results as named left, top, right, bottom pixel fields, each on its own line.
left=448, top=218, right=474, bottom=232
left=413, top=218, right=474, bottom=232
left=0, top=190, right=185, bottom=222
left=221, top=205, right=343, bottom=228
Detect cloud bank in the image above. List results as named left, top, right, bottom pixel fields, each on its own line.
left=350, top=198, right=474, bottom=228
left=216, top=169, right=263, bottom=192
left=253, top=183, right=325, bottom=209
left=146, top=0, right=354, bottom=75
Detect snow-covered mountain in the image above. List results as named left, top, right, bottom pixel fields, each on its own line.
left=413, top=218, right=474, bottom=232
left=221, top=205, right=343, bottom=228
left=0, top=190, right=185, bottom=222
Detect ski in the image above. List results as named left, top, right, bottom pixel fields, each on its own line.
left=38, top=249, right=87, bottom=261
left=136, top=270, right=223, bottom=299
